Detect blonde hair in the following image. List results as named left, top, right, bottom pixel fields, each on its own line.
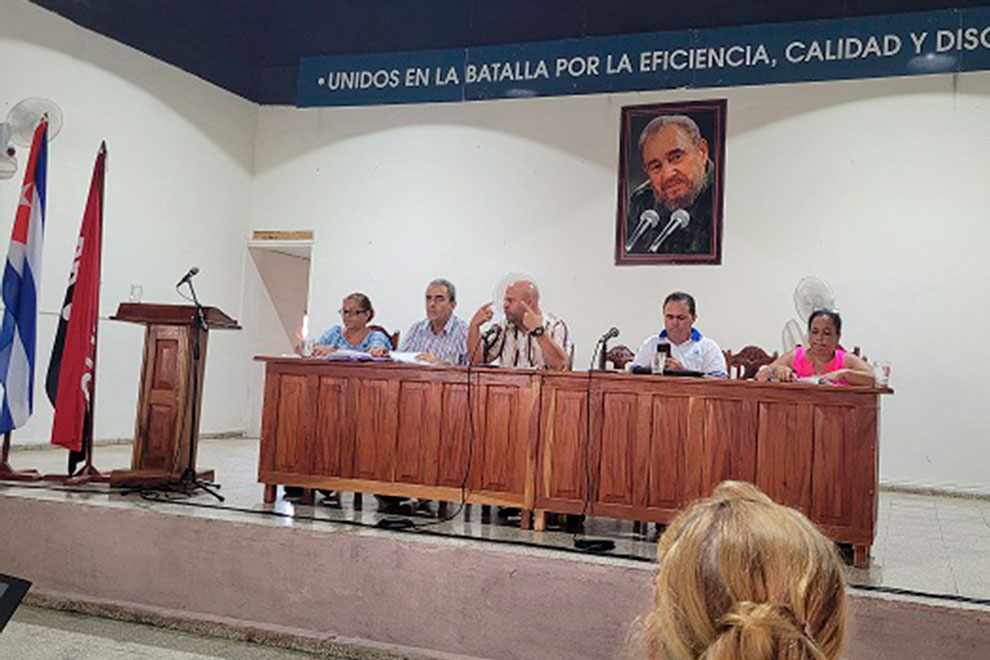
left=642, top=481, right=846, bottom=660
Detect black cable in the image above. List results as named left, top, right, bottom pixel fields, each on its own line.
left=571, top=338, right=616, bottom=553
left=381, top=344, right=482, bottom=530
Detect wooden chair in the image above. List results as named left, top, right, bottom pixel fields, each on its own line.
left=605, top=344, right=635, bottom=370
left=723, top=345, right=778, bottom=380
left=369, top=324, right=400, bottom=350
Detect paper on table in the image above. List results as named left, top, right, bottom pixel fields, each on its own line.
left=389, top=351, right=436, bottom=366
left=321, top=348, right=379, bottom=361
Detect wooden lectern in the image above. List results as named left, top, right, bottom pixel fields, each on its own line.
left=109, top=303, right=240, bottom=488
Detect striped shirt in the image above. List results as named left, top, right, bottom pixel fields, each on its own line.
left=398, top=315, right=469, bottom=365
left=483, top=313, right=572, bottom=369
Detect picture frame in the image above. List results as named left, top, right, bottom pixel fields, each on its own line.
left=615, top=99, right=726, bottom=265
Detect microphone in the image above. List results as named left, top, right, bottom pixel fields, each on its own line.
left=625, top=209, right=660, bottom=251
left=176, top=266, right=199, bottom=288
left=648, top=209, right=691, bottom=253
left=481, top=324, right=502, bottom=347
left=597, top=327, right=619, bottom=370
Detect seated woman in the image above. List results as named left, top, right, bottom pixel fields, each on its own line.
left=755, top=309, right=874, bottom=385
left=312, top=292, right=392, bottom=357
left=641, top=481, right=847, bottom=660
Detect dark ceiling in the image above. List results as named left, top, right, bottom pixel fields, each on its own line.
left=30, top=1, right=989, bottom=104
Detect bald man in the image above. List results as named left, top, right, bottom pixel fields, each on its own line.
left=468, top=279, right=571, bottom=370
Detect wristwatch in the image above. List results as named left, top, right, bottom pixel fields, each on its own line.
left=529, top=326, right=545, bottom=337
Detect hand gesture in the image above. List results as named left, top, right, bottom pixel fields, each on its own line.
left=520, top=301, right=544, bottom=334
left=368, top=345, right=389, bottom=358
left=665, top=356, right=684, bottom=371
left=313, top=345, right=337, bottom=357
left=471, top=302, right=494, bottom=328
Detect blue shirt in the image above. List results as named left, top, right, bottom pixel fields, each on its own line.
left=316, top=325, right=392, bottom=352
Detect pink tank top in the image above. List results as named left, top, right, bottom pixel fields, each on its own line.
left=793, top=346, right=847, bottom=385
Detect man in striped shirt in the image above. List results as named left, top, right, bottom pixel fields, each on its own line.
left=468, top=279, right=572, bottom=370
left=398, top=278, right=469, bottom=366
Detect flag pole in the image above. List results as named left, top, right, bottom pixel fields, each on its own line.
left=0, top=431, right=42, bottom=481
left=66, top=142, right=108, bottom=485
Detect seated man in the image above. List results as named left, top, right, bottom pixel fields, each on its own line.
left=630, top=291, right=727, bottom=377
left=468, top=279, right=571, bottom=370
left=398, top=278, right=468, bottom=365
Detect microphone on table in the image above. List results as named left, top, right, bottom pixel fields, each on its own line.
left=597, top=327, right=620, bottom=370
left=648, top=209, right=690, bottom=253
left=176, top=266, right=199, bottom=288
left=481, top=324, right=502, bottom=348
left=625, top=209, right=660, bottom=252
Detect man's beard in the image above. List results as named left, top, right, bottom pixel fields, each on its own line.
left=660, top=175, right=703, bottom=212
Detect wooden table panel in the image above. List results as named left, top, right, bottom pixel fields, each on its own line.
left=538, top=385, right=587, bottom=504
left=313, top=376, right=347, bottom=476
left=395, top=381, right=434, bottom=484
left=597, top=392, right=639, bottom=506
left=354, top=379, right=398, bottom=482
left=755, top=401, right=814, bottom=514
left=648, top=395, right=689, bottom=510
left=437, top=383, right=469, bottom=488
left=703, top=398, right=758, bottom=491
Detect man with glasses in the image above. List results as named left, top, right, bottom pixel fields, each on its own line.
left=398, top=278, right=469, bottom=365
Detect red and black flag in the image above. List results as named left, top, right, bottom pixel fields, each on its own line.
left=46, top=144, right=105, bottom=472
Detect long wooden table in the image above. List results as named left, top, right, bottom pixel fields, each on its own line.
left=257, top=358, right=890, bottom=566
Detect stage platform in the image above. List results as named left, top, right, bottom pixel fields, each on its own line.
left=2, top=438, right=990, bottom=659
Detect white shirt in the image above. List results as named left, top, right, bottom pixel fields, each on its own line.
left=630, top=328, right=727, bottom=377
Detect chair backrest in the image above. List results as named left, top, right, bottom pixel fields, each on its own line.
left=724, top=345, right=778, bottom=380
left=369, top=324, right=400, bottom=350
left=605, top=344, right=635, bottom=370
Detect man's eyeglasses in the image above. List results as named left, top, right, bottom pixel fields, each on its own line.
left=339, top=309, right=369, bottom=317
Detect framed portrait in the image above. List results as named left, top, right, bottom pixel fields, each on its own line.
left=615, top=99, right=726, bottom=265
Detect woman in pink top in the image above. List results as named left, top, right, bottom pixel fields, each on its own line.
left=755, top=310, right=875, bottom=385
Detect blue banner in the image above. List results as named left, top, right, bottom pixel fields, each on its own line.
left=298, top=7, right=990, bottom=107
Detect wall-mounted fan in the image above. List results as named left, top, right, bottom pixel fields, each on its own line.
left=781, top=276, right=836, bottom=352
left=0, top=98, right=64, bottom=180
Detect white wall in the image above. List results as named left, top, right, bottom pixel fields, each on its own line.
left=0, top=1, right=257, bottom=446
left=251, top=73, right=990, bottom=494
left=5, top=0, right=988, bottom=494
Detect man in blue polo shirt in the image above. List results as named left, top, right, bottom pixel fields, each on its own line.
left=630, top=291, right=727, bottom=377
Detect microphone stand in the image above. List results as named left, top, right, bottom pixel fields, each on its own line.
left=597, top=336, right=609, bottom=371
left=176, top=277, right=224, bottom=501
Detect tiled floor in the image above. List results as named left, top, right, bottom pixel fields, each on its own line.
left=5, top=437, right=990, bottom=604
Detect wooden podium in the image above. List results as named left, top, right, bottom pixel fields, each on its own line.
left=109, top=303, right=240, bottom=488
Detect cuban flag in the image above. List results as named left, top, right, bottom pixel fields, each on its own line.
left=0, top=119, right=47, bottom=433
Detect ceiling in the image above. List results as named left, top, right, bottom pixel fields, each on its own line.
left=30, top=0, right=988, bottom=105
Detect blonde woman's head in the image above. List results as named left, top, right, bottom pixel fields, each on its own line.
left=643, top=481, right=846, bottom=660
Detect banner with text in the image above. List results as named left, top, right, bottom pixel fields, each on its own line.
left=298, top=7, right=990, bottom=107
